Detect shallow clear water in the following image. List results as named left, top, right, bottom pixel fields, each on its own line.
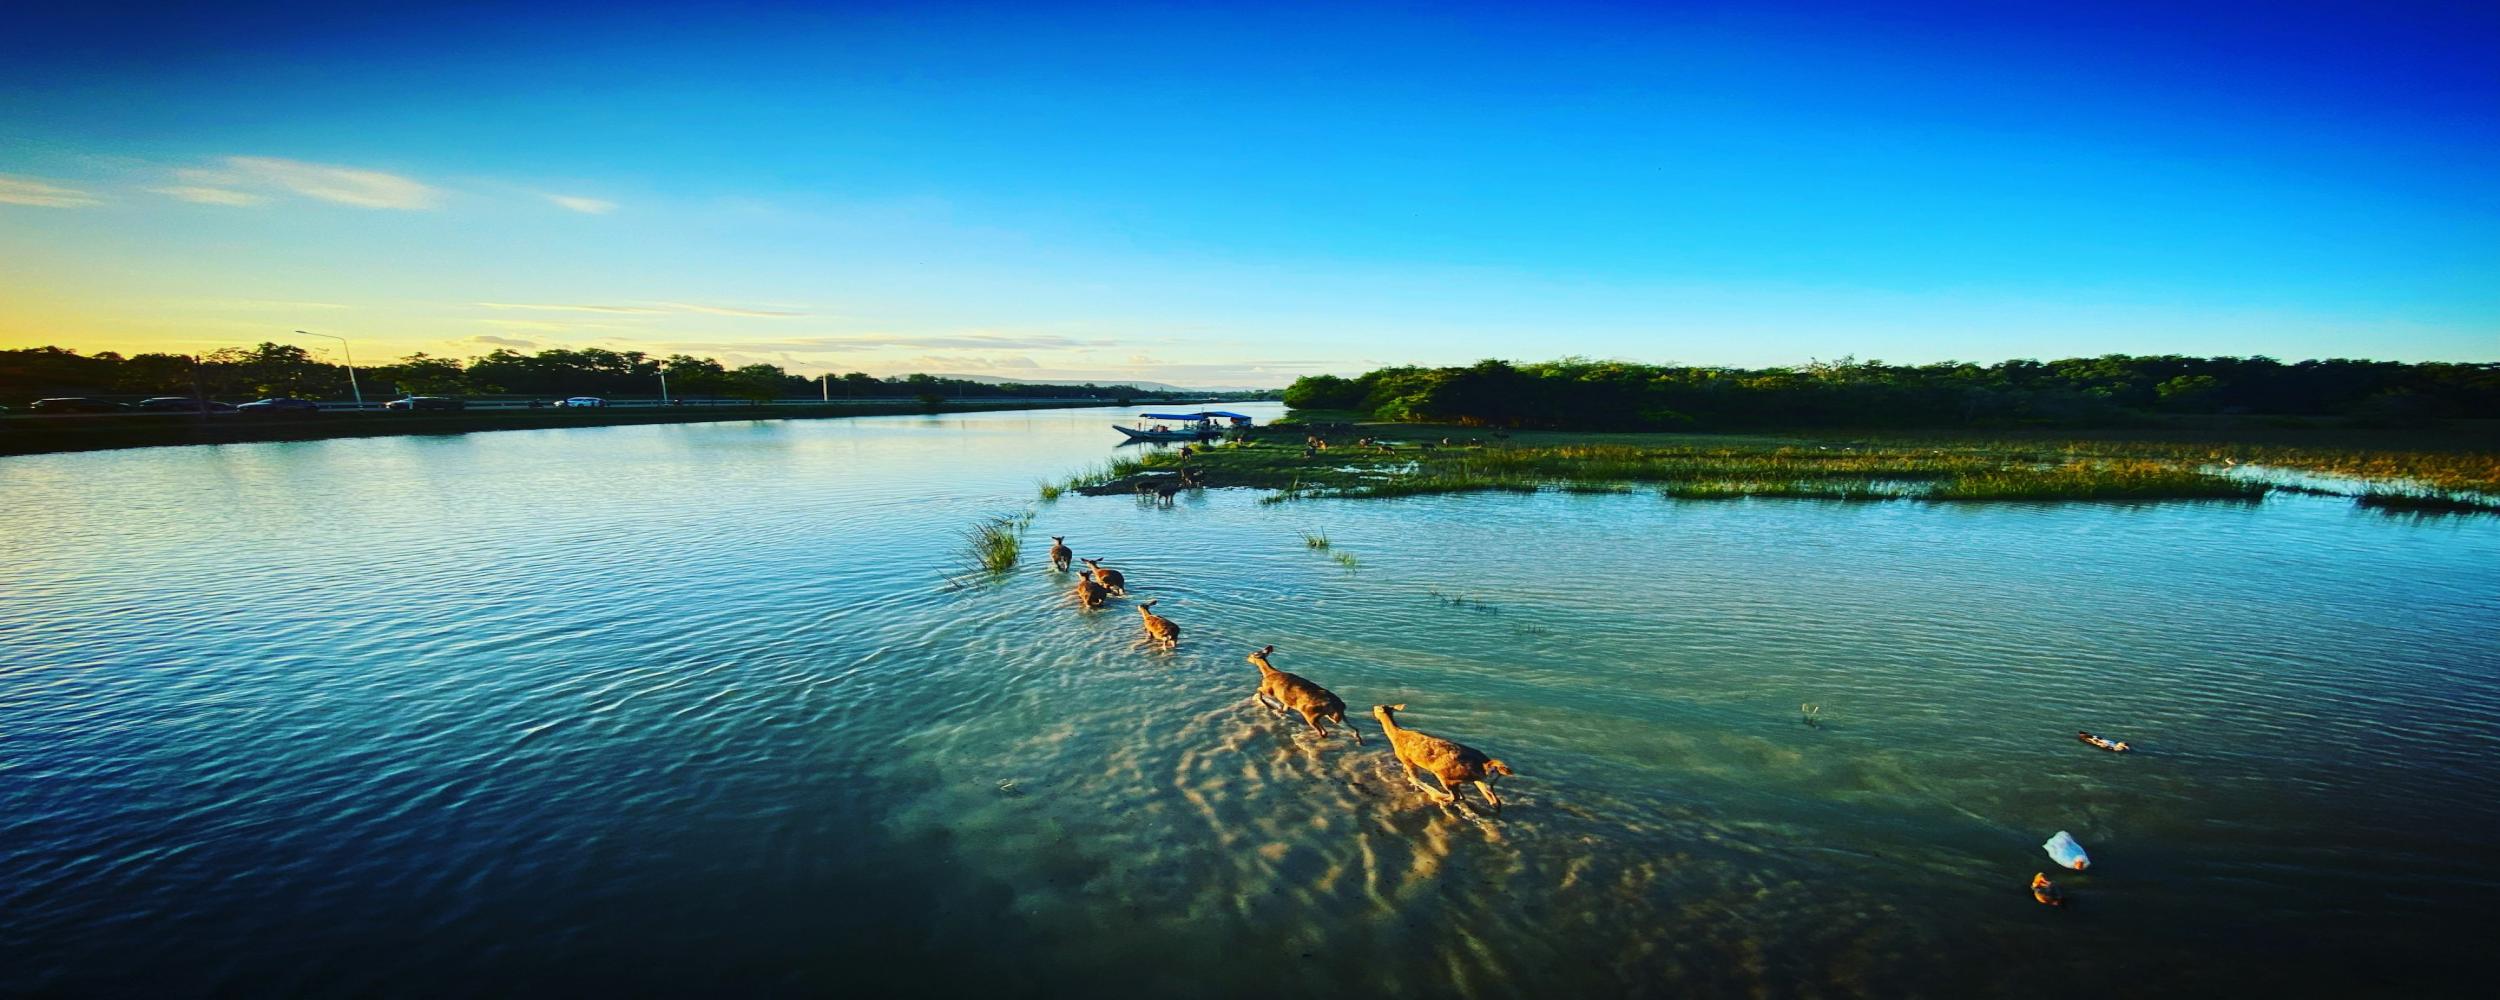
left=4, top=405, right=2496, bottom=996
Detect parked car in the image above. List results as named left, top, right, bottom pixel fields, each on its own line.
left=384, top=396, right=466, bottom=412
left=555, top=396, right=607, bottom=408
left=31, top=397, right=130, bottom=413
left=236, top=397, right=322, bottom=415
left=135, top=397, right=237, bottom=412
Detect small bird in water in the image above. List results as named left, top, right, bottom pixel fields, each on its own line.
left=2030, top=872, right=2066, bottom=906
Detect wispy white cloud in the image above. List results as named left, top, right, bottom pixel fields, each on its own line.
left=481, top=319, right=576, bottom=332
left=465, top=334, right=541, bottom=348
left=472, top=301, right=806, bottom=318
left=545, top=194, right=617, bottom=214
left=195, top=297, right=353, bottom=310
left=149, top=185, right=269, bottom=207
left=0, top=174, right=101, bottom=208
left=663, top=333, right=1115, bottom=353
left=661, top=302, right=807, bottom=318
left=177, top=156, right=440, bottom=210
left=476, top=302, right=667, bottom=314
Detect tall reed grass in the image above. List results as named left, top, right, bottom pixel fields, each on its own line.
left=961, top=511, right=1031, bottom=573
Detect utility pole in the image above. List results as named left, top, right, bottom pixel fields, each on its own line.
left=295, top=330, right=362, bottom=408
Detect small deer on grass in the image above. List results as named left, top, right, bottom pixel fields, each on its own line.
left=1246, top=645, right=1359, bottom=745
left=1136, top=598, right=1180, bottom=647
left=1146, top=468, right=1201, bottom=505
left=1372, top=704, right=1512, bottom=813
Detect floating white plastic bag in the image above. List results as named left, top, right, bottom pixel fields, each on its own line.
left=2044, top=830, right=2091, bottom=870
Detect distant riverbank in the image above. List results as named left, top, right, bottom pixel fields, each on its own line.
left=0, top=399, right=1132, bottom=458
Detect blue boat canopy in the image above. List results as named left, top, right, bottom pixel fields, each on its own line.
left=1136, top=411, right=1253, bottom=421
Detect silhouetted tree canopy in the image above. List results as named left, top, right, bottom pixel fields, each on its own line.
left=1283, top=355, right=2500, bottom=429
left=0, top=345, right=1222, bottom=405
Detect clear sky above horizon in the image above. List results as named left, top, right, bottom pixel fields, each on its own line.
left=3, top=0, right=2494, bottom=386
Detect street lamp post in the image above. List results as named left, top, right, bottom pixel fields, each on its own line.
left=657, top=366, right=671, bottom=405
left=295, top=330, right=362, bottom=409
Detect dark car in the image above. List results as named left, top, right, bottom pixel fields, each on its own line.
left=383, top=396, right=466, bottom=412
left=135, top=397, right=237, bottom=412
left=30, top=397, right=130, bottom=413
left=236, top=397, right=322, bottom=415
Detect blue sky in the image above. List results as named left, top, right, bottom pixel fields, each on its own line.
left=2, top=1, right=2493, bottom=385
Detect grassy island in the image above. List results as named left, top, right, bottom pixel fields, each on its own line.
left=1049, top=418, right=2500, bottom=512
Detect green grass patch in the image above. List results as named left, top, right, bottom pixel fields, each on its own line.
left=961, top=511, right=1032, bottom=573
left=1048, top=422, right=2493, bottom=510
left=1301, top=530, right=1330, bottom=550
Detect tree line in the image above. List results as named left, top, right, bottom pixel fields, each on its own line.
left=1281, top=355, right=2500, bottom=429
left=0, top=344, right=1191, bottom=405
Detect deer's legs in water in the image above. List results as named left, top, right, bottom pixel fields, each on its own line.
left=1401, top=762, right=1454, bottom=803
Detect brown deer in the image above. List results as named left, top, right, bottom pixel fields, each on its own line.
left=1072, top=569, right=1108, bottom=609
left=1136, top=599, right=1180, bottom=647
left=1371, top=704, right=1512, bottom=813
left=1148, top=468, right=1201, bottom=505
left=1079, top=558, right=1127, bottom=596
left=1048, top=536, right=1073, bottom=572
left=1246, top=645, right=1358, bottom=744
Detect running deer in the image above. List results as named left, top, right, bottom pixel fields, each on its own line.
left=1371, top=704, right=1512, bottom=812
left=1246, top=645, right=1359, bottom=744
left=1137, top=599, right=1180, bottom=647
left=1048, top=536, right=1073, bottom=572
left=1073, top=569, right=1108, bottom=609
left=1079, top=558, right=1127, bottom=596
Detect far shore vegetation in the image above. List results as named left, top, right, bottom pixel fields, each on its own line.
left=1, top=343, right=1252, bottom=409
left=1059, top=423, right=2496, bottom=512
left=1048, top=352, right=2497, bottom=513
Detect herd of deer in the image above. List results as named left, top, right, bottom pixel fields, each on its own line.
left=1045, top=534, right=1515, bottom=814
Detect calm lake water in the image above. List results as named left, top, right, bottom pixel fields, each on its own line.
left=4, top=404, right=2495, bottom=996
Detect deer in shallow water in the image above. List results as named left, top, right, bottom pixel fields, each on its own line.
left=1371, top=704, right=1512, bottom=812
left=1136, top=599, right=1180, bottom=647
left=1079, top=558, right=1127, bottom=596
left=1072, top=569, right=1108, bottom=609
left=1048, top=536, right=1073, bottom=572
left=1147, top=468, right=1200, bottom=505
left=1246, top=645, right=1358, bottom=745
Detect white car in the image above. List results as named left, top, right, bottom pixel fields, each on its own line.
left=555, top=396, right=607, bottom=408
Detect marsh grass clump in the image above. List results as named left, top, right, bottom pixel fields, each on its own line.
left=1659, top=480, right=1907, bottom=501
left=1037, top=480, right=1065, bottom=501
left=2355, top=488, right=2500, bottom=514
left=1924, top=464, right=2265, bottom=502
left=1301, top=530, right=1331, bottom=550
left=961, top=511, right=1030, bottom=573
left=1333, top=551, right=1361, bottom=572
left=1426, top=586, right=1499, bottom=613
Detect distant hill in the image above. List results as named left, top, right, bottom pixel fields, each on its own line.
left=926, top=374, right=1277, bottom=394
